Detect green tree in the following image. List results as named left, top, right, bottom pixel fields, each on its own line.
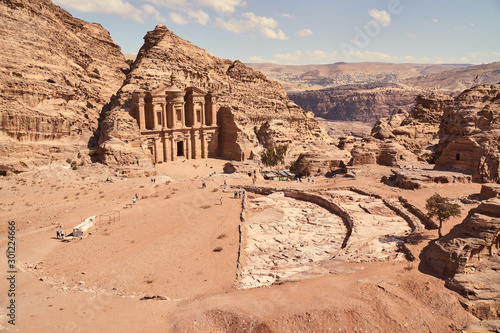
left=425, top=193, right=461, bottom=239
left=260, top=144, right=288, bottom=167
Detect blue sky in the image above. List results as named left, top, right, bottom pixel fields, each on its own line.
left=53, top=0, right=500, bottom=65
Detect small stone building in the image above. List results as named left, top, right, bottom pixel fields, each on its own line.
left=131, top=76, right=219, bottom=163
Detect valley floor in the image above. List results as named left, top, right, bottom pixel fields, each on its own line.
left=0, top=158, right=482, bottom=332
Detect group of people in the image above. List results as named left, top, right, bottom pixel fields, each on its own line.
left=56, top=229, right=65, bottom=239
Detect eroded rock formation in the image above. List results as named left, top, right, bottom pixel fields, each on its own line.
left=425, top=198, right=500, bottom=319
left=288, top=82, right=424, bottom=123
left=98, top=24, right=331, bottom=173
left=371, top=93, right=453, bottom=162
left=0, top=0, right=128, bottom=172
left=434, top=84, right=500, bottom=182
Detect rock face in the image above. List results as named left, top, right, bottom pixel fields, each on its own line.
left=371, top=93, right=454, bottom=162
left=98, top=24, right=331, bottom=171
left=425, top=198, right=500, bottom=319
left=348, top=137, right=418, bottom=167
left=0, top=0, right=128, bottom=172
left=288, top=82, right=424, bottom=123
left=434, top=84, right=500, bottom=182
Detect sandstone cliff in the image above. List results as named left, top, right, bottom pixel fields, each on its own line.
left=98, top=24, right=331, bottom=170
left=434, top=84, right=500, bottom=182
left=425, top=198, right=500, bottom=319
left=371, top=93, right=454, bottom=162
left=0, top=0, right=128, bottom=173
left=288, top=82, right=425, bottom=124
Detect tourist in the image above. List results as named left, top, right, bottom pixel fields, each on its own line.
left=56, top=230, right=60, bottom=239
left=133, top=197, right=136, bottom=204
left=60, top=230, right=65, bottom=239
left=135, top=193, right=139, bottom=199
left=238, top=191, right=241, bottom=199
left=220, top=197, right=223, bottom=205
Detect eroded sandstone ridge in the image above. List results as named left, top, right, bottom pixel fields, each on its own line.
left=434, top=84, right=500, bottom=182
left=0, top=0, right=128, bottom=173
left=425, top=198, right=500, bottom=319
left=98, top=24, right=331, bottom=174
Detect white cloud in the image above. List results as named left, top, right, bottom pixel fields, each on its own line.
left=350, top=39, right=362, bottom=46
left=261, top=27, right=288, bottom=40
left=170, top=12, right=188, bottom=24
left=433, top=18, right=439, bottom=23
left=248, top=56, right=265, bottom=62
left=406, top=32, right=416, bottom=38
left=195, top=0, right=245, bottom=15
left=280, top=13, right=295, bottom=19
left=297, top=28, right=313, bottom=37
left=186, top=9, right=210, bottom=25
left=368, top=9, right=391, bottom=27
left=142, top=4, right=167, bottom=22
left=405, top=55, right=415, bottom=61
left=216, top=12, right=288, bottom=40
left=54, top=0, right=166, bottom=23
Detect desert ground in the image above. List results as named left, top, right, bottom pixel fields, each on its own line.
left=0, top=157, right=483, bottom=332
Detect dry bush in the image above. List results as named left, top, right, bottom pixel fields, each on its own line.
left=165, top=181, right=171, bottom=186
left=139, top=185, right=145, bottom=188
left=213, top=246, right=223, bottom=252
left=217, top=233, right=227, bottom=239
left=164, top=195, right=170, bottom=199
left=146, top=279, right=153, bottom=284
left=152, top=193, right=159, bottom=197
left=212, top=188, right=219, bottom=192
left=201, top=205, right=211, bottom=209
left=99, top=195, right=105, bottom=199
left=63, top=195, right=68, bottom=199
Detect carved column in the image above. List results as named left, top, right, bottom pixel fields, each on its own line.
left=132, top=92, right=146, bottom=130
left=192, top=131, right=200, bottom=159
left=201, top=132, right=207, bottom=159
left=163, top=134, right=169, bottom=162
left=171, top=135, right=176, bottom=161
left=154, top=137, right=162, bottom=163
left=152, top=103, right=158, bottom=129
left=185, top=134, right=191, bottom=159
left=205, top=93, right=216, bottom=126
left=161, top=103, right=167, bottom=130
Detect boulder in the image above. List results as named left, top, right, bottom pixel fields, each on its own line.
left=480, top=184, right=500, bottom=200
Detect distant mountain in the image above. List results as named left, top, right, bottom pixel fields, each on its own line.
left=403, top=61, right=500, bottom=91
left=246, top=62, right=471, bottom=92
left=259, top=61, right=500, bottom=124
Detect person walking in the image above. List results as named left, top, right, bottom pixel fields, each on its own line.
left=56, top=230, right=60, bottom=239
left=60, top=230, right=65, bottom=239
left=220, top=197, right=223, bottom=205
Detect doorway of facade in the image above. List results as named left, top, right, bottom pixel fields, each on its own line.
left=177, top=141, right=184, bottom=157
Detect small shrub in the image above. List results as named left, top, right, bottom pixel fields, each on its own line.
left=66, top=158, right=72, bottom=164
left=12, top=72, right=22, bottom=77
left=201, top=205, right=211, bottom=209
left=72, top=166, right=78, bottom=170
left=93, top=68, right=100, bottom=75
left=217, top=233, right=227, bottom=239
left=212, top=188, right=219, bottom=192
left=164, top=195, right=170, bottom=199
left=213, top=246, right=223, bottom=252
left=139, top=185, right=145, bottom=188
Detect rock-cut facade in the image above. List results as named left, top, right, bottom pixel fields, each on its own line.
left=131, top=75, right=218, bottom=163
